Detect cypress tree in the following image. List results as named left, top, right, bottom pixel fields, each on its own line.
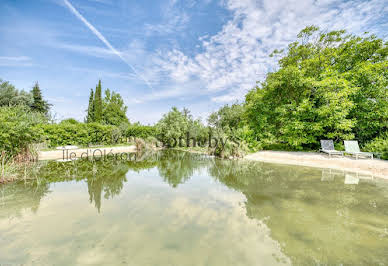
left=31, top=82, right=49, bottom=114
left=94, top=80, right=103, bottom=123
left=86, top=88, right=95, bottom=123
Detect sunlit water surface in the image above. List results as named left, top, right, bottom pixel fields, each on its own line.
left=1, top=151, right=387, bottom=265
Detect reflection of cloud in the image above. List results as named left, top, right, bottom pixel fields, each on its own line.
left=0, top=171, right=290, bottom=265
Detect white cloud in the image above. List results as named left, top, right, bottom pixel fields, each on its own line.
left=0, top=56, right=34, bottom=67
left=155, top=0, right=387, bottom=103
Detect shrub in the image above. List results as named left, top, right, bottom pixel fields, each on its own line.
left=126, top=124, right=156, bottom=139
left=0, top=106, right=46, bottom=157
left=60, top=118, right=80, bottom=124
left=38, top=123, right=124, bottom=148
left=363, top=133, right=388, bottom=160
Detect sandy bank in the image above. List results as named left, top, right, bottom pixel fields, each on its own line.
left=38, top=145, right=137, bottom=161
left=245, top=151, right=388, bottom=179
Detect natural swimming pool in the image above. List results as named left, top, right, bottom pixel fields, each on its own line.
left=1, top=150, right=387, bottom=265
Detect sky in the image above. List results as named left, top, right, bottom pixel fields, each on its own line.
left=0, top=0, right=387, bottom=124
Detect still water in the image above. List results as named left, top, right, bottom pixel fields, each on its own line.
left=1, top=150, right=387, bottom=265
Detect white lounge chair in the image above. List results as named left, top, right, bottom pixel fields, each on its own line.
left=320, top=140, right=343, bottom=158
left=344, top=140, right=373, bottom=160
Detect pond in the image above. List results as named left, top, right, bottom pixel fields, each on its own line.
left=1, top=150, right=388, bottom=265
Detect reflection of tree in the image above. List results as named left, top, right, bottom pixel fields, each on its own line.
left=35, top=155, right=159, bottom=212
left=156, top=150, right=207, bottom=188
left=86, top=161, right=130, bottom=212
left=209, top=160, right=388, bottom=265
left=0, top=181, right=50, bottom=219
left=1, top=150, right=208, bottom=215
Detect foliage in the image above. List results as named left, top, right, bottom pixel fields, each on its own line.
left=38, top=122, right=123, bottom=148
left=208, top=103, right=244, bottom=132
left=363, top=133, right=388, bottom=160
left=126, top=124, right=156, bottom=139
left=102, top=89, right=129, bottom=126
left=60, top=118, right=80, bottom=124
left=86, top=80, right=129, bottom=126
left=245, top=27, right=387, bottom=150
left=155, top=107, right=208, bottom=145
left=31, top=82, right=50, bottom=115
left=86, top=88, right=94, bottom=123
left=93, top=80, right=103, bottom=123
left=0, top=106, right=47, bottom=157
left=0, top=79, right=33, bottom=107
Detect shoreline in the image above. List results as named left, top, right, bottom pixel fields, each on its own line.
left=245, top=151, right=388, bottom=179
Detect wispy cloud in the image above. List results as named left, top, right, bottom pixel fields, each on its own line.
left=144, top=0, right=190, bottom=36
left=155, top=0, right=387, bottom=103
left=68, top=66, right=138, bottom=80
left=63, top=0, right=155, bottom=90
left=0, top=55, right=34, bottom=67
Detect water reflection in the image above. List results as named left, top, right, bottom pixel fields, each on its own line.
left=0, top=181, right=50, bottom=219
left=208, top=159, right=388, bottom=265
left=157, top=150, right=208, bottom=187
left=1, top=151, right=388, bottom=265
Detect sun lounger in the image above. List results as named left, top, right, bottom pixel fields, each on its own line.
left=320, top=140, right=343, bottom=158
left=344, top=140, right=373, bottom=160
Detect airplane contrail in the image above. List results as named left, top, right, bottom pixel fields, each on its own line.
left=63, top=0, right=154, bottom=90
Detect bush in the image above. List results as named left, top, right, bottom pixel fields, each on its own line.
left=363, top=133, right=388, bottom=160
left=60, top=118, right=80, bottom=124
left=38, top=123, right=124, bottom=148
left=126, top=124, right=156, bottom=139
left=0, top=106, right=46, bottom=157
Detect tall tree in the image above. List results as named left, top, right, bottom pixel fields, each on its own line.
left=94, top=80, right=103, bottom=123
left=102, top=89, right=129, bottom=126
left=86, top=88, right=95, bottom=123
left=31, top=82, right=49, bottom=114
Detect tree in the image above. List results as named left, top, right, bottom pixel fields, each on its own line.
left=86, top=89, right=95, bottom=123
left=85, top=80, right=129, bottom=126
left=31, top=82, right=50, bottom=114
left=94, top=80, right=103, bottom=123
left=0, top=79, right=33, bottom=107
left=155, top=107, right=208, bottom=146
left=208, top=103, right=244, bottom=131
left=244, top=26, right=387, bottom=150
left=102, top=89, right=129, bottom=126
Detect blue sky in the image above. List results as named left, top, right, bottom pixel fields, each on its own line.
left=0, top=0, right=386, bottom=124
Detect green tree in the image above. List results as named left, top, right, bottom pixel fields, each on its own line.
left=31, top=82, right=50, bottom=114
left=94, top=80, right=103, bottom=123
left=85, top=81, right=129, bottom=126
left=155, top=107, right=207, bottom=146
left=0, top=79, right=33, bottom=107
left=208, top=103, right=244, bottom=132
left=86, top=88, right=95, bottom=123
left=102, top=89, right=129, bottom=126
left=244, top=26, right=387, bottom=150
